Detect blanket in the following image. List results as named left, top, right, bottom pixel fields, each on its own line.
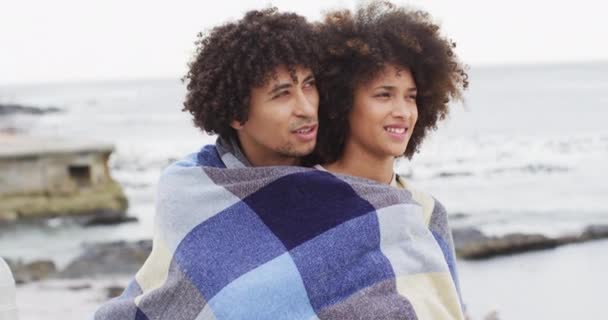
left=94, top=137, right=464, bottom=320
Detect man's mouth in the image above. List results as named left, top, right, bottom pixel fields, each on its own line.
left=294, top=126, right=316, bottom=134
left=291, top=124, right=318, bottom=141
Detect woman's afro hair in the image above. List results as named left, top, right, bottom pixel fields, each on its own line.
left=310, top=1, right=469, bottom=164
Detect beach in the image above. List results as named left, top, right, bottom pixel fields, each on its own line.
left=1, top=62, right=607, bottom=319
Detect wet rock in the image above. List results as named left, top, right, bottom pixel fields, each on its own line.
left=67, top=283, right=92, bottom=291
left=4, top=259, right=57, bottom=284
left=580, top=224, right=608, bottom=240
left=436, top=171, right=474, bottom=178
left=105, top=285, right=125, bottom=298
left=453, top=227, right=560, bottom=259
left=450, top=212, right=470, bottom=220
left=453, top=223, right=608, bottom=260
left=77, top=209, right=138, bottom=227
left=0, top=103, right=62, bottom=115
left=0, top=211, right=18, bottom=223
left=59, top=240, right=152, bottom=279
left=452, top=226, right=487, bottom=247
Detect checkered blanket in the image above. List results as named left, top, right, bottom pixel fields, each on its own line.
left=94, top=138, right=464, bottom=320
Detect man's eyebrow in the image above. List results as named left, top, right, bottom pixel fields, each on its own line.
left=268, top=83, right=292, bottom=95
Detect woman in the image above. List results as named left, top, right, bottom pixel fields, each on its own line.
left=310, top=2, right=469, bottom=319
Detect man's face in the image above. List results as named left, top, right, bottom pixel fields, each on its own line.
left=232, top=65, right=319, bottom=166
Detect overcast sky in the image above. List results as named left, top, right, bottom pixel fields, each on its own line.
left=1, top=0, right=607, bottom=85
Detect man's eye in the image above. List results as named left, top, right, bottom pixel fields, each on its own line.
left=273, top=91, right=290, bottom=99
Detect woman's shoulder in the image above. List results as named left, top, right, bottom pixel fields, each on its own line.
left=395, top=174, right=438, bottom=226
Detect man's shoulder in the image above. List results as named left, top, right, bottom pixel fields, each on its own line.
left=164, top=144, right=223, bottom=170
left=158, top=145, right=221, bottom=181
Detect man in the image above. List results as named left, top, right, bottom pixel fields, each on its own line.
left=94, top=7, right=323, bottom=319
left=181, top=8, right=320, bottom=167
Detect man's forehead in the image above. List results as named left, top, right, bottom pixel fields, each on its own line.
left=250, top=65, right=313, bottom=91
left=267, top=65, right=313, bottom=84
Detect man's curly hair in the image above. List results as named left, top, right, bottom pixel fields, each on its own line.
left=182, top=8, right=321, bottom=138
left=310, top=1, right=468, bottom=164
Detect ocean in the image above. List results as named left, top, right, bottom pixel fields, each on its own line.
left=1, top=62, right=607, bottom=319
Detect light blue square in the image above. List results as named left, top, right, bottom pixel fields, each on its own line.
left=207, top=252, right=317, bottom=320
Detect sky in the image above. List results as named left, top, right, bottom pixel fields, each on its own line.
left=1, top=0, right=607, bottom=85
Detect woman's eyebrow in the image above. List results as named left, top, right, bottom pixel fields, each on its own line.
left=373, top=85, right=395, bottom=91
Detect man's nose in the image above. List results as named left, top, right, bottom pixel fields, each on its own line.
left=294, top=90, right=318, bottom=118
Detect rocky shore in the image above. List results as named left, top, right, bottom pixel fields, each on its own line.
left=6, top=222, right=608, bottom=287
left=452, top=224, right=608, bottom=259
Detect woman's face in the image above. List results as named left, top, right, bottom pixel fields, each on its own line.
left=347, top=64, right=418, bottom=159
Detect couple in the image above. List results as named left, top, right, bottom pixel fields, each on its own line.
left=96, top=2, right=468, bottom=319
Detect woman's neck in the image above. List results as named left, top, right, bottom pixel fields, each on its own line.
left=324, top=144, right=394, bottom=185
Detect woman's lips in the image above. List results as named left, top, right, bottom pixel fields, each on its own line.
left=384, top=125, right=408, bottom=141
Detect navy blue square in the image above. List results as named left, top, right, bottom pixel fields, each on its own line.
left=242, top=170, right=376, bottom=250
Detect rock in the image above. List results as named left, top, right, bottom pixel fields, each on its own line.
left=453, top=227, right=560, bottom=259
left=0, top=103, right=62, bottom=116
left=59, top=240, right=152, bottom=278
left=77, top=209, right=138, bottom=227
left=452, top=226, right=487, bottom=247
left=105, top=285, right=126, bottom=298
left=436, top=171, right=474, bottom=178
left=453, top=223, right=608, bottom=260
left=67, top=283, right=92, bottom=291
left=450, top=212, right=470, bottom=220
left=4, top=259, right=57, bottom=284
left=0, top=135, right=128, bottom=222
left=0, top=211, right=18, bottom=223
left=580, top=224, right=608, bottom=240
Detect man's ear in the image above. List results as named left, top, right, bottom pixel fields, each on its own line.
left=230, top=120, right=244, bottom=130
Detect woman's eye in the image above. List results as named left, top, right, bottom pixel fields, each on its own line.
left=304, top=80, right=316, bottom=88
left=408, top=95, right=417, bottom=100
left=375, top=92, right=391, bottom=98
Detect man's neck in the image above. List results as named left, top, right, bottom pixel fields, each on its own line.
left=324, top=143, right=394, bottom=185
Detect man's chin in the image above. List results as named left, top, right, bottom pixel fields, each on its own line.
left=279, top=144, right=316, bottom=158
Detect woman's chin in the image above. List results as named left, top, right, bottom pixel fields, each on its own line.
left=378, top=145, right=406, bottom=159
